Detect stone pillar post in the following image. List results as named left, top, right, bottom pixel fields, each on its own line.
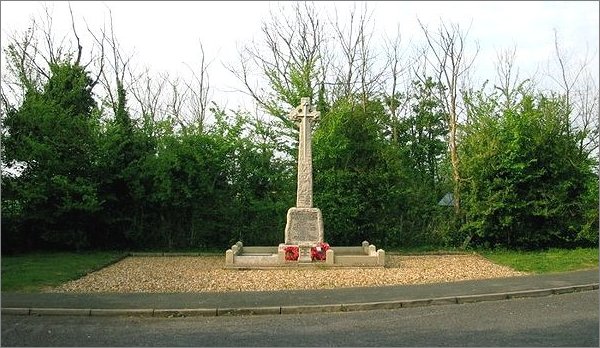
left=294, top=97, right=318, bottom=208
left=284, top=98, right=324, bottom=247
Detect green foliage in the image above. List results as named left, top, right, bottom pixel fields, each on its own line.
left=266, top=62, right=315, bottom=119
left=480, top=247, right=599, bottom=273
left=2, top=62, right=101, bottom=251
left=215, top=109, right=295, bottom=246
left=264, top=60, right=321, bottom=129
left=399, top=78, right=448, bottom=188
left=43, top=63, right=96, bottom=116
left=1, top=251, right=125, bottom=292
left=314, top=97, right=402, bottom=246
left=106, top=106, right=296, bottom=250
left=1, top=25, right=595, bottom=255
left=136, top=128, right=235, bottom=249
left=460, top=92, right=597, bottom=249
left=576, top=175, right=599, bottom=245
left=389, top=78, right=454, bottom=247
left=93, top=84, right=157, bottom=249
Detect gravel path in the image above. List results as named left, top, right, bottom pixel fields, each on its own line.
left=51, top=254, right=527, bottom=293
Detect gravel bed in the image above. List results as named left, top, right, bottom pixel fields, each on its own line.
left=51, top=254, right=528, bottom=293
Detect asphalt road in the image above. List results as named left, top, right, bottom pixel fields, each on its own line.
left=2, top=290, right=598, bottom=347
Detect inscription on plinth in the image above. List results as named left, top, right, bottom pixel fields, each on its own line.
left=284, top=207, right=324, bottom=244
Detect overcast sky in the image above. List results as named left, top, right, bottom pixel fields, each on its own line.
left=1, top=1, right=598, bottom=110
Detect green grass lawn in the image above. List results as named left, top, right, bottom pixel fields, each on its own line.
left=1, top=251, right=126, bottom=292
left=479, top=247, right=599, bottom=273
left=387, top=245, right=466, bottom=255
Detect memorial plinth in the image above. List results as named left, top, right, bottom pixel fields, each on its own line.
left=284, top=208, right=324, bottom=245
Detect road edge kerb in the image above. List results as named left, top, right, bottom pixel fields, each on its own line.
left=3, top=283, right=597, bottom=317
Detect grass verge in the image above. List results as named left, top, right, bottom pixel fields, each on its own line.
left=1, top=251, right=127, bottom=292
left=479, top=247, right=599, bottom=273
left=386, top=245, right=467, bottom=255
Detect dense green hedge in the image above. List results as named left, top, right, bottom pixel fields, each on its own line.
left=2, top=63, right=597, bottom=253
left=460, top=93, right=598, bottom=249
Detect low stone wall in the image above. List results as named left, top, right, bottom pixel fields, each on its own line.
left=225, top=241, right=385, bottom=268
left=330, top=246, right=365, bottom=255
left=326, top=245, right=385, bottom=267
left=227, top=254, right=281, bottom=267
left=242, top=246, right=279, bottom=254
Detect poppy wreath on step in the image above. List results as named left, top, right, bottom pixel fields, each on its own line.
left=284, top=245, right=299, bottom=261
left=310, top=242, right=330, bottom=261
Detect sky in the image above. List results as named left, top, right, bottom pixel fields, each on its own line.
left=1, top=1, right=598, bottom=111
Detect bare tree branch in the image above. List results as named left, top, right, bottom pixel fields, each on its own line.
left=227, top=1, right=326, bottom=127
left=418, top=18, right=478, bottom=214
left=68, top=3, right=83, bottom=66
left=183, top=40, right=211, bottom=131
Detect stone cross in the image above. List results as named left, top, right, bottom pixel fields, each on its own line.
left=289, top=97, right=320, bottom=208
left=283, top=97, right=324, bottom=248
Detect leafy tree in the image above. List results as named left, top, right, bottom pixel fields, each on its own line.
left=313, top=97, right=403, bottom=246
left=460, top=91, right=597, bottom=249
left=391, top=77, right=453, bottom=247
left=211, top=107, right=295, bottom=247
left=139, top=125, right=234, bottom=249
left=229, top=2, right=328, bottom=127
left=398, top=77, right=448, bottom=190
left=418, top=20, right=479, bottom=215
left=94, top=83, right=157, bottom=249
left=2, top=62, right=100, bottom=251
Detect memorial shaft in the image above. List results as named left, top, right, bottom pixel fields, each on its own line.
left=296, top=99, right=314, bottom=208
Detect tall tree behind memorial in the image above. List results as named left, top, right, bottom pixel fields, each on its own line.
left=2, top=62, right=101, bottom=251
left=227, top=2, right=328, bottom=129
left=418, top=20, right=479, bottom=215
left=1, top=6, right=105, bottom=251
left=460, top=89, right=597, bottom=249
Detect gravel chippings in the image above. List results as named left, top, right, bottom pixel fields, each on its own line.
left=51, top=254, right=528, bottom=293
